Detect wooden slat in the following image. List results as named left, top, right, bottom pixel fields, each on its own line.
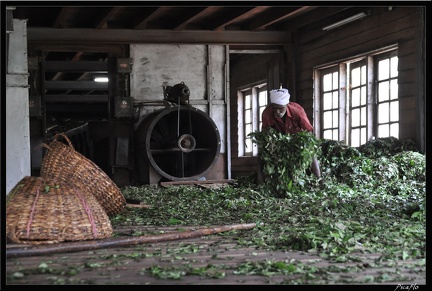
left=27, top=28, right=290, bottom=45
left=159, top=179, right=234, bottom=187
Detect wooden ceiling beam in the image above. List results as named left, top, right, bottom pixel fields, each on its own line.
left=173, top=7, right=215, bottom=31
left=212, top=7, right=270, bottom=31
left=27, top=28, right=290, bottom=45
left=249, top=6, right=315, bottom=31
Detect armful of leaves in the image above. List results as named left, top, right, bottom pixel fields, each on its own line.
left=249, top=129, right=321, bottom=196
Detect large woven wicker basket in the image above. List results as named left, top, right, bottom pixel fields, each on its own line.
left=6, top=176, right=113, bottom=245
left=40, top=133, right=126, bottom=216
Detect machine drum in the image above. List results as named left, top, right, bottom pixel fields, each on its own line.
left=135, top=106, right=221, bottom=183
left=178, top=134, right=196, bottom=153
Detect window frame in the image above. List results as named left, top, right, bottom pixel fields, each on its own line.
left=348, top=58, right=368, bottom=147
left=314, top=46, right=399, bottom=146
left=237, top=83, right=267, bottom=157
left=374, top=50, right=399, bottom=139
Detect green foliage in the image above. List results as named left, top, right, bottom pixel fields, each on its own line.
left=113, top=135, right=425, bottom=265
left=357, top=136, right=419, bottom=158
left=249, top=129, right=321, bottom=197
left=392, top=151, right=426, bottom=181
left=319, top=139, right=362, bottom=178
left=318, top=138, right=424, bottom=189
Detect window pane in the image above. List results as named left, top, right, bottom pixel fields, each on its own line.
left=361, top=107, right=366, bottom=126
left=378, top=82, right=389, bottom=102
left=351, top=128, right=360, bottom=147
left=323, top=74, right=332, bottom=91
left=258, top=88, right=268, bottom=135
left=360, top=87, right=366, bottom=105
left=390, top=57, right=398, bottom=78
left=390, top=123, right=399, bottom=138
left=351, top=88, right=360, bottom=107
left=351, top=108, right=360, bottom=127
left=245, top=139, right=252, bottom=152
left=378, top=124, right=389, bottom=137
left=245, top=109, right=251, bottom=123
left=390, top=101, right=399, bottom=122
left=323, top=130, right=332, bottom=139
left=360, top=127, right=367, bottom=145
left=245, top=95, right=251, bottom=109
left=361, top=66, right=366, bottom=85
left=378, top=103, right=389, bottom=123
left=332, top=72, right=339, bottom=88
left=378, top=59, right=389, bottom=80
left=323, top=92, right=333, bottom=110
left=332, top=91, right=338, bottom=107
left=323, top=111, right=333, bottom=128
left=323, top=74, right=331, bottom=90
left=390, top=79, right=398, bottom=100
left=351, top=67, right=361, bottom=87
left=259, top=91, right=267, bottom=105
left=332, top=110, right=338, bottom=125
left=332, top=129, right=338, bottom=140
left=245, top=124, right=252, bottom=136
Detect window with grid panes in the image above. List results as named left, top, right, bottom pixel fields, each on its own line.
left=244, top=91, right=253, bottom=155
left=376, top=53, right=399, bottom=138
left=238, top=84, right=267, bottom=156
left=321, top=69, right=340, bottom=141
left=316, top=47, right=398, bottom=146
left=258, top=89, right=268, bottom=132
left=349, top=60, right=367, bottom=147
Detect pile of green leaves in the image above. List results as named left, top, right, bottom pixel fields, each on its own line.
left=113, top=134, right=426, bottom=262
left=320, top=137, right=424, bottom=186
left=357, top=136, right=419, bottom=158
left=249, top=129, right=321, bottom=197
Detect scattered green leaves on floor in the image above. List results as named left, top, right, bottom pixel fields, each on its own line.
left=114, top=135, right=425, bottom=262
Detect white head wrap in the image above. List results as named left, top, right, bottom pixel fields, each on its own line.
left=270, top=88, right=290, bottom=105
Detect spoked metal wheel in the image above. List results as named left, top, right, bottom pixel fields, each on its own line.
left=135, top=106, right=220, bottom=182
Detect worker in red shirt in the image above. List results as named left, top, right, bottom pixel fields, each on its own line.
left=259, top=88, right=321, bottom=180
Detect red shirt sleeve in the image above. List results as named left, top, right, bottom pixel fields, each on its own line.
left=288, top=102, right=314, bottom=133
left=261, top=106, right=277, bottom=131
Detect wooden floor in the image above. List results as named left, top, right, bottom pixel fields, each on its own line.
left=5, top=226, right=426, bottom=285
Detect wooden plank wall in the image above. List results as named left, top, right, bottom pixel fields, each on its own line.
left=229, top=54, right=273, bottom=179
left=291, top=6, right=425, bottom=151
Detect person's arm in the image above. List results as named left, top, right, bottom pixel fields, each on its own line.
left=261, top=106, right=273, bottom=131
left=290, top=103, right=314, bottom=132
